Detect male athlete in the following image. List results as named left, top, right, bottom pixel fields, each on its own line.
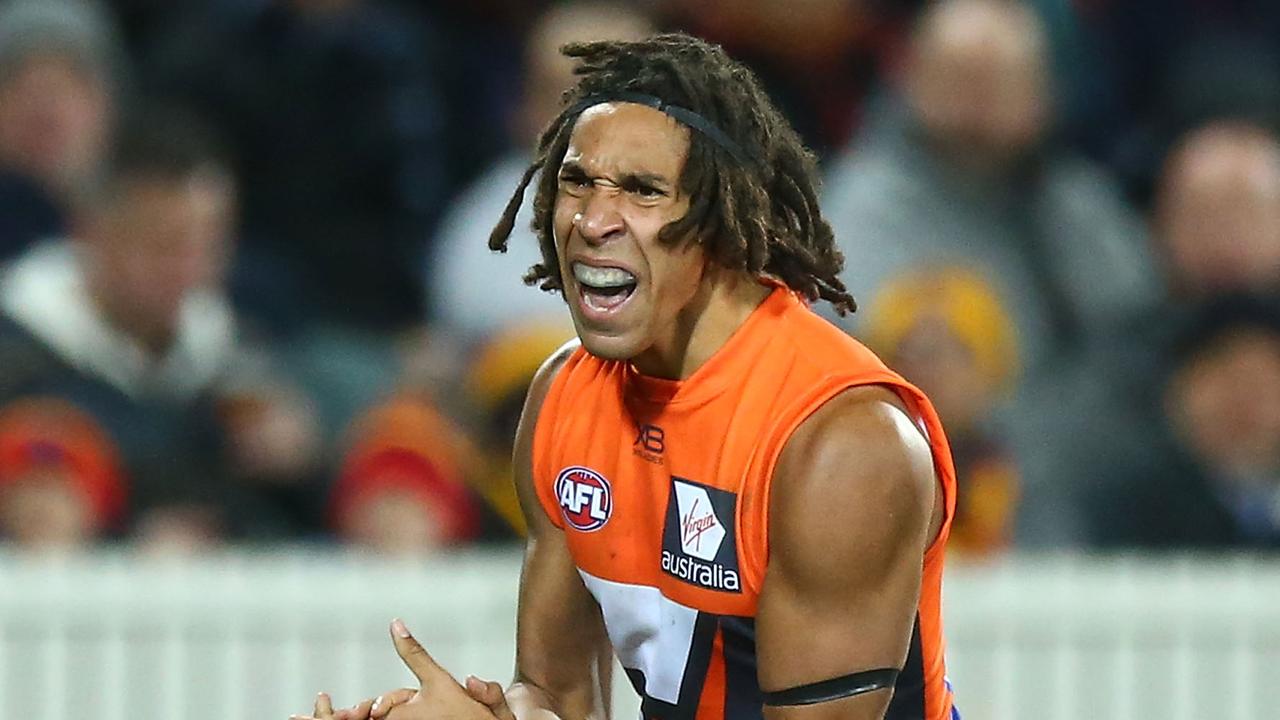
left=293, top=33, right=958, bottom=720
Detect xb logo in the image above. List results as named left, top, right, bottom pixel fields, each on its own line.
left=634, top=424, right=665, bottom=454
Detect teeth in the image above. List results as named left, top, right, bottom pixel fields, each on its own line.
left=573, top=262, right=636, bottom=289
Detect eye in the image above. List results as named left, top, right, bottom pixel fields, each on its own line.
left=558, top=171, right=591, bottom=193
left=621, top=179, right=667, bottom=200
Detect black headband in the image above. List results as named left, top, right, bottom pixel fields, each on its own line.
left=567, top=92, right=753, bottom=165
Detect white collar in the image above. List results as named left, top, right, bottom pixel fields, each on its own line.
left=0, top=239, right=237, bottom=402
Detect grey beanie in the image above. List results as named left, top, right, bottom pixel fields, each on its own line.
left=0, top=0, right=124, bottom=87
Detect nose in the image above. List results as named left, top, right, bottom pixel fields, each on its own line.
left=575, top=187, right=625, bottom=246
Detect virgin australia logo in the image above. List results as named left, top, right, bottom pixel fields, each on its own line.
left=676, top=485, right=724, bottom=560
left=661, top=478, right=740, bottom=593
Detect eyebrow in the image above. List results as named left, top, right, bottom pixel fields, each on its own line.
left=559, top=161, right=673, bottom=189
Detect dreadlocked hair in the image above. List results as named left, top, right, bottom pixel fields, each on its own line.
left=489, top=32, right=856, bottom=314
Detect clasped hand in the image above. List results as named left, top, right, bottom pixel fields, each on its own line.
left=290, top=619, right=514, bottom=720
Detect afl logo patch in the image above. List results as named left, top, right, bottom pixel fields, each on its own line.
left=555, top=466, right=613, bottom=531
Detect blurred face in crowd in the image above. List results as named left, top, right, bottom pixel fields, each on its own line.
left=553, top=102, right=705, bottom=368
left=82, top=169, right=235, bottom=353
left=520, top=2, right=654, bottom=144
left=890, top=316, right=998, bottom=433
left=344, top=489, right=446, bottom=556
left=1157, top=124, right=1280, bottom=295
left=905, top=0, right=1048, bottom=168
left=0, top=469, right=93, bottom=548
left=1167, top=328, right=1280, bottom=476
left=0, top=52, right=111, bottom=193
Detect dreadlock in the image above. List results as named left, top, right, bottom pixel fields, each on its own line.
left=489, top=32, right=856, bottom=314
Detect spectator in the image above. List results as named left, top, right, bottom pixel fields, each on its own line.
left=1154, top=122, right=1280, bottom=298
left=427, top=0, right=653, bottom=339
left=1023, top=121, right=1280, bottom=548
left=0, top=0, right=120, bottom=264
left=330, top=395, right=481, bottom=555
left=0, top=106, right=320, bottom=551
left=1104, top=121, right=1280, bottom=437
left=333, top=320, right=573, bottom=552
left=0, top=397, right=125, bottom=548
left=865, top=267, right=1020, bottom=557
left=824, top=0, right=1159, bottom=374
left=821, top=0, right=1161, bottom=548
left=1037, top=121, right=1280, bottom=549
left=1083, top=297, right=1280, bottom=548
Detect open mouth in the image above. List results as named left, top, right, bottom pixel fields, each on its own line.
left=573, top=262, right=637, bottom=313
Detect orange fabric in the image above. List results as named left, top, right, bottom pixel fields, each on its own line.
left=532, top=288, right=957, bottom=719
left=0, top=397, right=127, bottom=529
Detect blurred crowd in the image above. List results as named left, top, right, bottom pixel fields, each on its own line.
left=0, top=0, right=1277, bottom=555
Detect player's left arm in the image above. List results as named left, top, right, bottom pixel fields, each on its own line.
left=757, top=385, right=945, bottom=720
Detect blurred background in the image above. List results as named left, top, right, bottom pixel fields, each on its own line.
left=0, top=0, right=1277, bottom=717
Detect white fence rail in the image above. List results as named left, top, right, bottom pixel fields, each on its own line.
left=0, top=550, right=1277, bottom=720
left=943, top=555, right=1280, bottom=720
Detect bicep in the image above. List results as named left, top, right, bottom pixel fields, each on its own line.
left=757, top=388, right=937, bottom=720
left=510, top=348, right=610, bottom=719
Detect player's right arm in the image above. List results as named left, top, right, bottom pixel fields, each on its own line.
left=504, top=342, right=613, bottom=720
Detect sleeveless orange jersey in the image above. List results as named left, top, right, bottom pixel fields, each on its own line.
left=533, top=287, right=958, bottom=720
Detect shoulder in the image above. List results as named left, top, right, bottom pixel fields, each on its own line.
left=512, top=340, right=582, bottom=534
left=769, top=385, right=937, bottom=578
left=525, top=339, right=582, bottom=413
left=778, top=300, right=881, bottom=364
left=514, top=338, right=582, bottom=463
left=777, top=385, right=935, bottom=503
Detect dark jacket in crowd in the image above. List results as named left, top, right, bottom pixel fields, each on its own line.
left=0, top=241, right=294, bottom=539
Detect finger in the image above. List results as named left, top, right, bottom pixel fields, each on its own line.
left=389, top=618, right=447, bottom=686
left=464, top=676, right=503, bottom=706
left=370, top=688, right=417, bottom=719
left=345, top=698, right=375, bottom=720
left=466, top=676, right=515, bottom=720
left=314, top=692, right=336, bottom=720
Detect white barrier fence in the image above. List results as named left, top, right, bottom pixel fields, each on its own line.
left=942, top=555, right=1280, bottom=720
left=0, top=550, right=1277, bottom=720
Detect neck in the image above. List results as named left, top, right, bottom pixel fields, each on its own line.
left=84, top=267, right=175, bottom=358
left=630, top=271, right=772, bottom=380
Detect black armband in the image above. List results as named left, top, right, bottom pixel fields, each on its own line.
left=761, top=668, right=900, bottom=707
